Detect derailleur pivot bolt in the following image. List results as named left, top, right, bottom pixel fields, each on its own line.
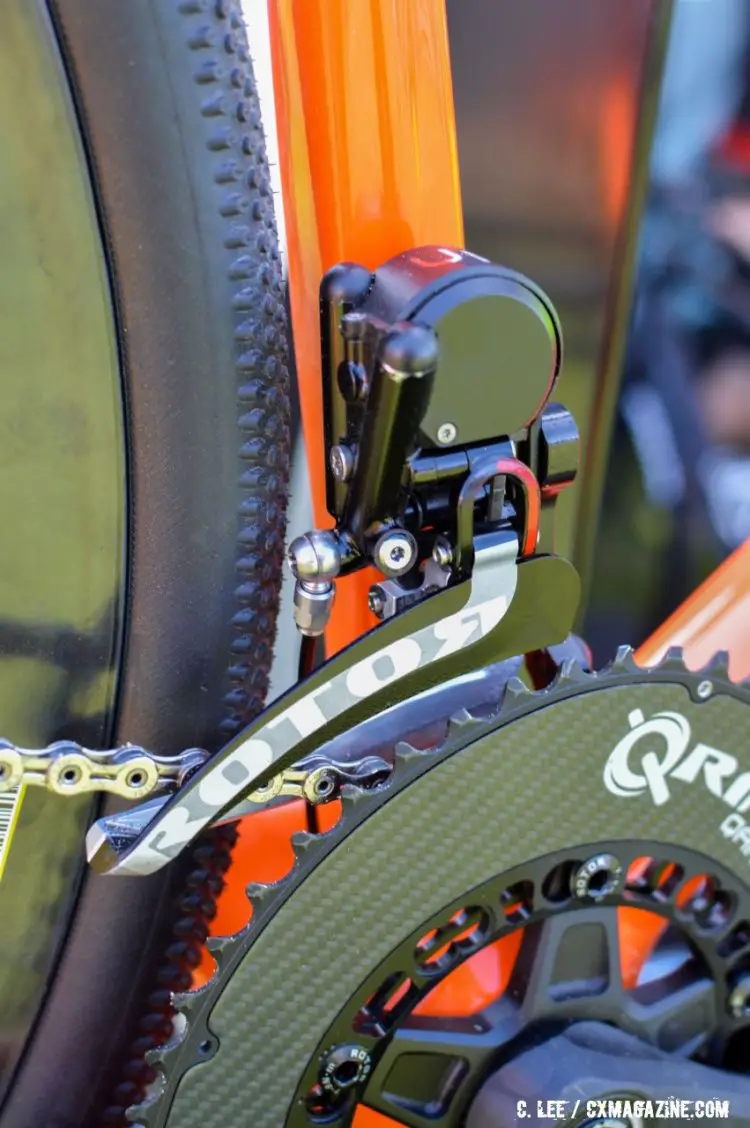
left=432, top=535, right=453, bottom=568
left=572, top=853, right=623, bottom=901
left=319, top=1043, right=373, bottom=1096
left=373, top=528, right=417, bottom=577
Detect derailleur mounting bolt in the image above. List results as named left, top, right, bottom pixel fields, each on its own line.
left=728, top=974, right=750, bottom=1018
left=373, top=529, right=417, bottom=577
left=330, top=443, right=355, bottom=483
left=319, top=1043, right=373, bottom=1096
left=572, top=853, right=623, bottom=901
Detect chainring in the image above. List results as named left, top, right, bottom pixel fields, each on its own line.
left=131, top=647, right=750, bottom=1127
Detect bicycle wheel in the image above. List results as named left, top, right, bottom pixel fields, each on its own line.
left=0, top=2, right=290, bottom=1124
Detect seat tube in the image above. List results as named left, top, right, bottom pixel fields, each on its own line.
left=268, top=0, right=464, bottom=654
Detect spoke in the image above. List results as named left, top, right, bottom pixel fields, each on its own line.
left=625, top=973, right=716, bottom=1054
left=364, top=1002, right=519, bottom=1126
left=510, top=908, right=624, bottom=1021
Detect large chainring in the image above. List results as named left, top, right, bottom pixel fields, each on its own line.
left=133, top=648, right=750, bottom=1127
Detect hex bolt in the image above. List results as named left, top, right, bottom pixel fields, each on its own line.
left=373, top=529, right=417, bottom=577
left=368, top=586, right=385, bottom=617
left=572, top=853, right=623, bottom=901
left=432, top=535, right=453, bottom=567
left=437, top=421, right=457, bottom=445
left=319, top=1044, right=373, bottom=1097
left=728, top=974, right=750, bottom=1018
left=329, top=444, right=355, bottom=483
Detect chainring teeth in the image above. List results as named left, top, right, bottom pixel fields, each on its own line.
left=126, top=645, right=750, bottom=1126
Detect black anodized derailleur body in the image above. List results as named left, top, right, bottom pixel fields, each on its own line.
left=319, top=245, right=575, bottom=577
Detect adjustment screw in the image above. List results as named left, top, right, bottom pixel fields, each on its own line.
left=432, top=535, right=453, bottom=568
left=319, top=1044, right=373, bottom=1097
left=329, top=444, right=355, bottom=483
left=572, top=853, right=623, bottom=901
left=373, top=529, right=417, bottom=577
left=728, top=974, right=750, bottom=1018
left=368, top=586, right=385, bottom=617
left=437, top=421, right=457, bottom=445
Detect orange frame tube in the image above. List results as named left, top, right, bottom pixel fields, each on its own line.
left=269, top=0, right=464, bottom=655
left=636, top=538, right=750, bottom=681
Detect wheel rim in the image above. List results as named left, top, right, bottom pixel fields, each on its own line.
left=0, top=0, right=125, bottom=1101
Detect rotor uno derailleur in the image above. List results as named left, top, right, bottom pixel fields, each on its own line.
left=289, top=245, right=579, bottom=634
left=79, top=247, right=583, bottom=876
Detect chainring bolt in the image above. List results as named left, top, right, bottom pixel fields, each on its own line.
left=572, top=853, right=623, bottom=901
left=319, top=1043, right=373, bottom=1096
left=697, top=680, right=713, bottom=699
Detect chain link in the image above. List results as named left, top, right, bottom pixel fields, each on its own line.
left=0, top=740, right=392, bottom=806
left=0, top=740, right=207, bottom=801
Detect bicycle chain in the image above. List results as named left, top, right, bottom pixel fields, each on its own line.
left=0, top=740, right=207, bottom=801
left=0, top=740, right=388, bottom=807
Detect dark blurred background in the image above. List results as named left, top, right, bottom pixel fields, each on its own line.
left=447, top=0, right=750, bottom=659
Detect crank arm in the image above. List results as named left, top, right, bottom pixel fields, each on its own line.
left=87, top=540, right=579, bottom=877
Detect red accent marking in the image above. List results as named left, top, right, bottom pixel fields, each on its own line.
left=494, top=457, right=541, bottom=558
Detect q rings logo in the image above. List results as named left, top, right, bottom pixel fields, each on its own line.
left=603, top=708, right=692, bottom=807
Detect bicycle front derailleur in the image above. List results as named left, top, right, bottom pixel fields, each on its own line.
left=2, top=246, right=582, bottom=877
left=289, top=245, right=580, bottom=634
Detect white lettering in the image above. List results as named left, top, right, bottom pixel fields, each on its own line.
left=346, top=639, right=422, bottom=699
left=198, top=739, right=273, bottom=807
left=721, top=812, right=746, bottom=840
left=603, top=709, right=691, bottom=805
left=722, top=771, right=750, bottom=811
left=268, top=683, right=334, bottom=740
left=433, top=594, right=509, bottom=661
left=671, top=742, right=738, bottom=796
left=145, top=806, right=207, bottom=857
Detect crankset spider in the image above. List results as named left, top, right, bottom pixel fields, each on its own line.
left=295, top=842, right=750, bottom=1128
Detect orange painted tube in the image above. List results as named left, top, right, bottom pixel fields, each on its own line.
left=269, top=0, right=464, bottom=654
left=635, top=539, right=750, bottom=682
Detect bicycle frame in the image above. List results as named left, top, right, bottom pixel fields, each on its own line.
left=200, top=4, right=750, bottom=1120
left=268, top=0, right=464, bottom=656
